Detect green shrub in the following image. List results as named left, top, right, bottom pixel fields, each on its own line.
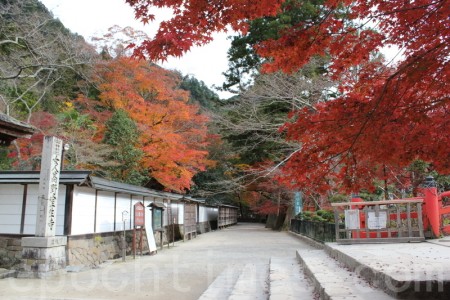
left=312, top=215, right=326, bottom=222
left=295, top=210, right=335, bottom=223
left=328, top=194, right=348, bottom=203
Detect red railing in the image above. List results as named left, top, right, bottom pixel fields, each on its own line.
left=439, top=191, right=450, bottom=235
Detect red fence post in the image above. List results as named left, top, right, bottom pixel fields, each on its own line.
left=422, top=176, right=440, bottom=238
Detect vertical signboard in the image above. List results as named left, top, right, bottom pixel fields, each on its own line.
left=36, top=136, right=63, bottom=237
left=134, top=202, right=145, bottom=227
left=294, top=192, right=303, bottom=215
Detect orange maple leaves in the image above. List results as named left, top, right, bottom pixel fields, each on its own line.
left=96, top=57, right=213, bottom=192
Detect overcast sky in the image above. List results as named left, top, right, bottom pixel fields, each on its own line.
left=40, top=0, right=233, bottom=98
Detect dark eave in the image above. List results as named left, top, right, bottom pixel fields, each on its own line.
left=81, top=175, right=156, bottom=197
left=147, top=202, right=166, bottom=209
left=0, top=171, right=91, bottom=184
left=218, top=204, right=239, bottom=209
left=0, top=114, right=36, bottom=145
left=179, top=196, right=206, bottom=204
left=0, top=171, right=186, bottom=200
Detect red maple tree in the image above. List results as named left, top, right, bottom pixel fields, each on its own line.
left=94, top=57, right=213, bottom=192
left=126, top=0, right=450, bottom=194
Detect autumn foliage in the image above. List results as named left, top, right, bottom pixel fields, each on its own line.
left=94, top=57, right=213, bottom=192
left=127, top=0, right=450, bottom=194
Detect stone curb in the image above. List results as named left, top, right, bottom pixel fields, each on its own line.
left=296, top=249, right=394, bottom=300
left=0, top=269, right=17, bottom=279
left=323, top=243, right=450, bottom=299
left=288, top=231, right=324, bottom=250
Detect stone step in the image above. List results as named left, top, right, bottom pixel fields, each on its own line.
left=229, top=263, right=267, bottom=300
left=0, top=268, right=17, bottom=279
left=269, top=256, right=316, bottom=300
left=323, top=242, right=450, bottom=299
left=297, top=249, right=395, bottom=300
left=197, top=266, right=242, bottom=300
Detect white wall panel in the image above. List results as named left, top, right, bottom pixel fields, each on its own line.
left=71, top=186, right=96, bottom=235
left=163, top=200, right=169, bottom=227
left=207, top=207, right=219, bottom=222
left=178, top=203, right=184, bottom=225
left=56, top=185, right=66, bottom=235
left=0, top=184, right=23, bottom=234
left=24, top=184, right=66, bottom=235
left=23, top=185, right=38, bottom=235
left=199, top=205, right=207, bottom=222
left=170, top=203, right=179, bottom=224
left=115, top=194, right=131, bottom=230
left=95, top=190, right=115, bottom=233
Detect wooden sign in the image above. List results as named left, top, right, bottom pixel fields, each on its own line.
left=134, top=202, right=145, bottom=227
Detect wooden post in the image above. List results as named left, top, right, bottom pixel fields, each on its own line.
left=133, top=227, right=136, bottom=259
left=140, top=227, right=143, bottom=255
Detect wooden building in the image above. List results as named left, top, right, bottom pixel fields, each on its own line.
left=0, top=171, right=236, bottom=267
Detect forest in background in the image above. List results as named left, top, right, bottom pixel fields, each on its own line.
left=1, top=0, right=449, bottom=221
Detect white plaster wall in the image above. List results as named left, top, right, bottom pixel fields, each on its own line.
left=142, top=196, right=152, bottom=208
left=198, top=205, right=207, bottom=223
left=170, top=203, right=179, bottom=224
left=71, top=186, right=96, bottom=235
left=24, top=184, right=66, bottom=235
left=95, top=190, right=115, bottom=233
left=56, top=185, right=66, bottom=235
left=178, top=202, right=184, bottom=225
left=207, top=207, right=219, bottom=222
left=115, top=194, right=131, bottom=231
left=163, top=199, right=169, bottom=227
left=142, top=196, right=154, bottom=226
left=0, top=184, right=24, bottom=234
left=198, top=206, right=218, bottom=222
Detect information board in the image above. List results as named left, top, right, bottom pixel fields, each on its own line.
left=367, top=211, right=387, bottom=229
left=134, top=202, right=145, bottom=227
left=153, top=209, right=162, bottom=230
left=344, top=209, right=360, bottom=230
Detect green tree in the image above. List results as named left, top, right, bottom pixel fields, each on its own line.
left=103, top=110, right=147, bottom=185
left=179, top=75, right=221, bottom=109
left=222, top=0, right=325, bottom=92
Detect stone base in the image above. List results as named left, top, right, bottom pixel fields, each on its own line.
left=18, top=236, right=67, bottom=278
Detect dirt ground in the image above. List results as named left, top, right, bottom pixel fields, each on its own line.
left=0, top=223, right=313, bottom=300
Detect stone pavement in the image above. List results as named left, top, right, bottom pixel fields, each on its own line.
left=0, top=223, right=316, bottom=300
left=1, top=224, right=449, bottom=299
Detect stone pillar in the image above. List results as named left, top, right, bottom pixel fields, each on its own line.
left=19, top=136, right=67, bottom=278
